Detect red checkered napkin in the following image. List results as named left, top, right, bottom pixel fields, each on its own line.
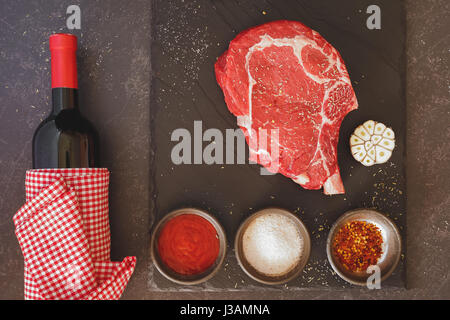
left=25, top=168, right=111, bottom=261
left=14, top=178, right=98, bottom=299
left=14, top=169, right=136, bottom=300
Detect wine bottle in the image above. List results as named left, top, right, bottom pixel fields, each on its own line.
left=32, top=33, right=98, bottom=169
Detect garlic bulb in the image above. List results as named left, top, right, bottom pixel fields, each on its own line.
left=350, top=120, right=395, bottom=166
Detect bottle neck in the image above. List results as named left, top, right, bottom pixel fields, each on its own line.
left=50, top=37, right=78, bottom=89
left=49, top=34, right=79, bottom=114
left=51, top=88, right=79, bottom=114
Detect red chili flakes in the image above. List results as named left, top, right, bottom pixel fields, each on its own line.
left=333, top=221, right=383, bottom=272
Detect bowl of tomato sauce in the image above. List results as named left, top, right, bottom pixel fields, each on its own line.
left=150, top=208, right=227, bottom=285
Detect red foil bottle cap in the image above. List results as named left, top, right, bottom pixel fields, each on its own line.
left=49, top=33, right=78, bottom=89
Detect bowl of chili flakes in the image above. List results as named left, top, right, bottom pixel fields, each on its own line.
left=326, top=209, right=402, bottom=286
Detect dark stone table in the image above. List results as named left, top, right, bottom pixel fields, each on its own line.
left=0, top=0, right=448, bottom=299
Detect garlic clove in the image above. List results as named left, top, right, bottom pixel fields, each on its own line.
left=351, top=145, right=364, bottom=155
left=375, top=146, right=392, bottom=164
left=374, top=122, right=387, bottom=135
left=367, top=146, right=376, bottom=160
left=363, top=120, right=375, bottom=135
left=382, top=127, right=395, bottom=140
left=352, top=148, right=367, bottom=162
left=371, top=135, right=382, bottom=145
left=354, top=125, right=371, bottom=141
left=379, top=138, right=395, bottom=151
left=361, top=155, right=375, bottom=166
left=364, top=141, right=374, bottom=151
left=350, top=134, right=365, bottom=145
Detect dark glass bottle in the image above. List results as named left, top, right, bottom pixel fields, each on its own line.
left=32, top=34, right=98, bottom=169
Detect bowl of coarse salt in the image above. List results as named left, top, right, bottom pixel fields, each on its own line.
left=235, top=208, right=311, bottom=285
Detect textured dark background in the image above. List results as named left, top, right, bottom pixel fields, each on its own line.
left=0, top=0, right=448, bottom=299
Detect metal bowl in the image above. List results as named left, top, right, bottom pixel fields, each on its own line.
left=326, top=209, right=402, bottom=286
left=150, top=208, right=227, bottom=285
left=235, top=208, right=311, bottom=285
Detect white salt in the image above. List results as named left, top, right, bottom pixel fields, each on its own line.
left=242, top=213, right=303, bottom=277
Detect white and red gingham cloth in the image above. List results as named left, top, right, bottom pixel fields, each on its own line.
left=13, top=168, right=136, bottom=300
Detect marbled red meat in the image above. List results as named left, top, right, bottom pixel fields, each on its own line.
left=215, top=20, right=358, bottom=195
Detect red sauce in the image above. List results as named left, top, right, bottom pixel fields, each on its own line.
left=157, top=214, right=220, bottom=275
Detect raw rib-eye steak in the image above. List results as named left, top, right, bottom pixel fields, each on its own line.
left=215, top=20, right=358, bottom=195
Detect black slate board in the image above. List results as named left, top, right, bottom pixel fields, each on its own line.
left=150, top=0, right=406, bottom=290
